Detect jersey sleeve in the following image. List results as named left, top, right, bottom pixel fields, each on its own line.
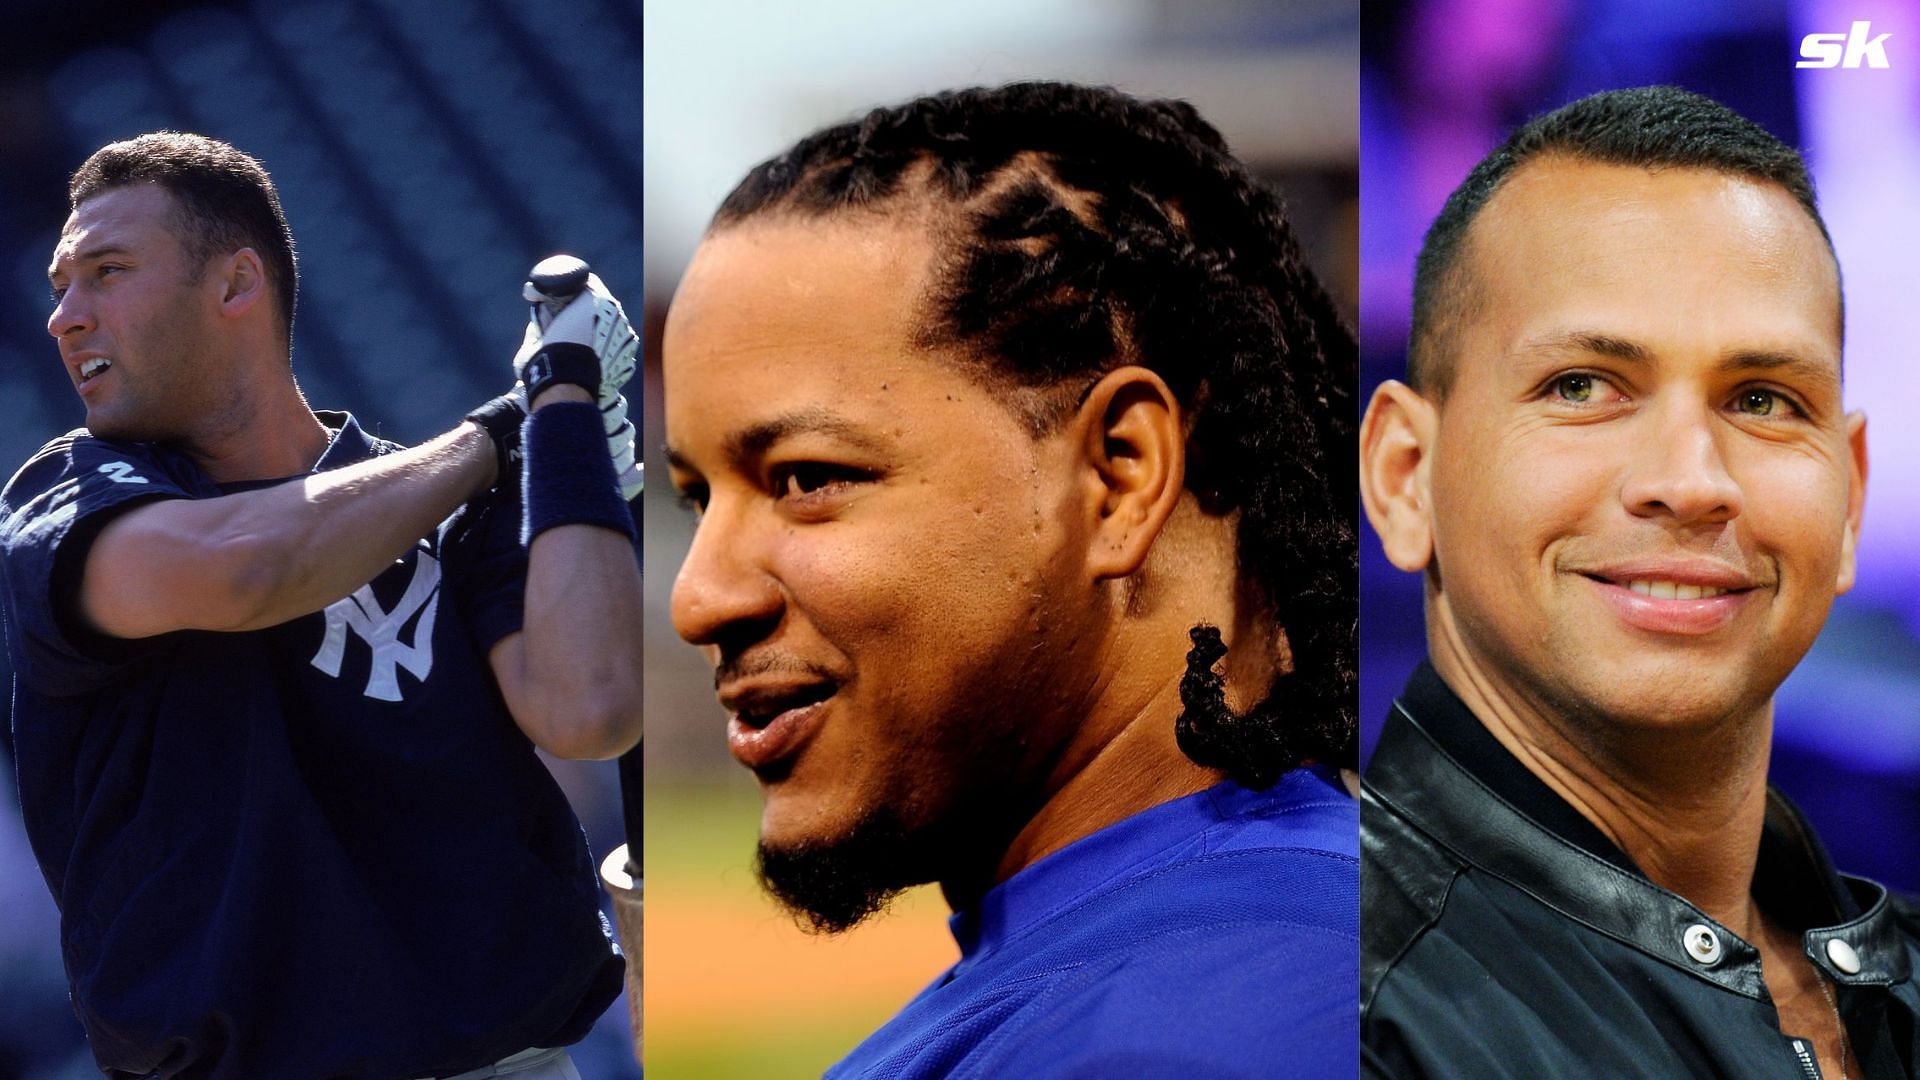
left=0, top=435, right=189, bottom=695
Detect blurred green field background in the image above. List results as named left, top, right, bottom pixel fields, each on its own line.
left=644, top=779, right=956, bottom=1078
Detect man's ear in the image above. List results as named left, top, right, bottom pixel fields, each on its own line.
left=1836, top=409, right=1868, bottom=594
left=1075, top=365, right=1185, bottom=581
left=215, top=247, right=267, bottom=320
left=1359, top=379, right=1437, bottom=572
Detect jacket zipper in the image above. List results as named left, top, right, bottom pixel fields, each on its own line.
left=1788, top=1036, right=1824, bottom=1079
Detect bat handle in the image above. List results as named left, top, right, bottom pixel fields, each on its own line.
left=524, top=254, right=591, bottom=319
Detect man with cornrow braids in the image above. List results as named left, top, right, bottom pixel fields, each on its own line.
left=665, top=81, right=1358, bottom=1076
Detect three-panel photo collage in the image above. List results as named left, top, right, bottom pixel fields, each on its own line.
left=0, top=1, right=1917, bottom=1077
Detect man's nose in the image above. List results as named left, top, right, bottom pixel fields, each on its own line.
left=670, top=499, right=785, bottom=653
left=48, top=285, right=92, bottom=340
left=1618, top=399, right=1743, bottom=527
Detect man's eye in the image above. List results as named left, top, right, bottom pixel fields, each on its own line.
left=1733, top=388, right=1794, bottom=417
left=1549, top=373, right=1600, bottom=403
left=773, top=463, right=864, bottom=500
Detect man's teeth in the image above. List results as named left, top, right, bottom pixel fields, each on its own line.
left=1625, top=580, right=1728, bottom=600
left=80, top=357, right=111, bottom=378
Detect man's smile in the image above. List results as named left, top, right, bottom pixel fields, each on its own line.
left=719, top=676, right=839, bottom=771
left=1571, top=557, right=1764, bottom=636
left=67, top=350, right=115, bottom=392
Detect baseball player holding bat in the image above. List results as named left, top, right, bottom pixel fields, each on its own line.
left=0, top=133, right=640, bottom=1077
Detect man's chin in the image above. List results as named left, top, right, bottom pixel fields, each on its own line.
left=83, top=407, right=162, bottom=444
left=755, top=808, right=928, bottom=935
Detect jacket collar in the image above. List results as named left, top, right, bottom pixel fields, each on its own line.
left=1367, top=661, right=1912, bottom=998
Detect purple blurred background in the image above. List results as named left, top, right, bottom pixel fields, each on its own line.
left=1360, top=0, right=1920, bottom=894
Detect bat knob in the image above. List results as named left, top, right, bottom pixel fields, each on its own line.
left=525, top=254, right=591, bottom=303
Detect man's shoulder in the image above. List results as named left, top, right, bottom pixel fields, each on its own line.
left=1359, top=720, right=1654, bottom=1024
left=1077, top=856, right=1359, bottom=987
left=1036, top=775, right=1361, bottom=971
left=1003, top=917, right=1357, bottom=1076
left=1096, top=837, right=1357, bottom=938
left=1359, top=856, right=1650, bottom=1078
left=953, top=873, right=1356, bottom=1078
left=6, top=429, right=96, bottom=496
left=1358, top=735, right=1613, bottom=1033
left=839, top=855, right=1358, bottom=1080
left=4, top=429, right=185, bottom=508
left=1360, top=779, right=1464, bottom=999
left=1012, top=844, right=1358, bottom=1038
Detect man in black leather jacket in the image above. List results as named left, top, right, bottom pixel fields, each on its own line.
left=1358, top=86, right=1919, bottom=1079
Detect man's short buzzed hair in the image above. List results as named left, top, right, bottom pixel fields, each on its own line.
left=1408, top=85, right=1836, bottom=396
left=69, top=132, right=299, bottom=343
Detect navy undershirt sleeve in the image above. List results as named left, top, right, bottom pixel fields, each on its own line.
left=0, top=434, right=192, bottom=697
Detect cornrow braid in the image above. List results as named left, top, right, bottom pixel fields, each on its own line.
left=715, top=81, right=1358, bottom=782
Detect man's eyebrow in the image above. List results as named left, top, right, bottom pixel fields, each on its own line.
left=1519, top=331, right=1652, bottom=363
left=662, top=408, right=891, bottom=479
left=1717, top=349, right=1841, bottom=389
left=47, top=244, right=131, bottom=280
left=724, top=407, right=889, bottom=463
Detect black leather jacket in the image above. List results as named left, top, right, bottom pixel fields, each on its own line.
left=1362, top=662, right=1920, bottom=1079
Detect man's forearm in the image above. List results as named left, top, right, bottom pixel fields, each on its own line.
left=492, top=386, right=643, bottom=759
left=516, top=520, right=644, bottom=756
left=84, top=425, right=497, bottom=638
left=247, top=425, right=497, bottom=624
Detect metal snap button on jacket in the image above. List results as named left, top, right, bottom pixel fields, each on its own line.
left=1684, top=924, right=1723, bottom=965
left=1828, top=937, right=1862, bottom=975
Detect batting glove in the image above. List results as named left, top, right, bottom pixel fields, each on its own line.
left=604, top=392, right=644, bottom=500
left=512, top=267, right=639, bottom=403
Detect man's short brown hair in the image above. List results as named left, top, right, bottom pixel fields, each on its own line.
left=70, top=132, right=299, bottom=343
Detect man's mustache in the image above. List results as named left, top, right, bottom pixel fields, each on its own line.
left=714, top=652, right=840, bottom=691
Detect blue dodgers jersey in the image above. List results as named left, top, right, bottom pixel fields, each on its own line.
left=829, top=766, right=1360, bottom=1079
left=0, top=414, right=620, bottom=1080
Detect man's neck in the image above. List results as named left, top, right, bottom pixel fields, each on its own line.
left=936, top=506, right=1280, bottom=912
left=975, top=673, right=1225, bottom=899
left=1430, top=625, right=1774, bottom=932
left=179, top=374, right=332, bottom=484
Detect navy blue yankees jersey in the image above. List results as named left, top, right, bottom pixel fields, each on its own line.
left=0, top=413, right=620, bottom=1079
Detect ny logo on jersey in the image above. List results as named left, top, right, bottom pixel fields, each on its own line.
left=310, top=547, right=441, bottom=701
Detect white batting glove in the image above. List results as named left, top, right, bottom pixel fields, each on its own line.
left=512, top=257, right=643, bottom=497
left=604, top=392, right=643, bottom=500
left=512, top=269, right=639, bottom=401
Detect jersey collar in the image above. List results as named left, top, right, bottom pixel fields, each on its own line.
left=310, top=411, right=378, bottom=471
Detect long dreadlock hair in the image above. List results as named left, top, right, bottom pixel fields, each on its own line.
left=711, top=81, right=1357, bottom=782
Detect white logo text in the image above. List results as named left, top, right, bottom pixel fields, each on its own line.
left=1799, top=21, right=1892, bottom=68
